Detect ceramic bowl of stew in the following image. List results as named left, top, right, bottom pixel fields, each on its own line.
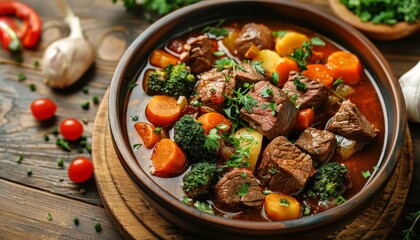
left=108, top=0, right=406, bottom=238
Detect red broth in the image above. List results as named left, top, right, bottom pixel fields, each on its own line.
left=125, top=20, right=384, bottom=221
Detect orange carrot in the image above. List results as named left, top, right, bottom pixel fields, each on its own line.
left=302, top=64, right=334, bottom=87
left=145, top=95, right=181, bottom=127
left=272, top=57, right=299, bottom=87
left=134, top=122, right=161, bottom=149
left=150, top=49, right=179, bottom=69
left=197, top=112, right=232, bottom=134
left=244, top=43, right=260, bottom=59
left=295, top=108, right=315, bottom=131
left=151, top=139, right=186, bottom=177
left=327, top=51, right=362, bottom=85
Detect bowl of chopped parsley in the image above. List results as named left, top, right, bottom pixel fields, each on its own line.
left=329, top=0, right=420, bottom=40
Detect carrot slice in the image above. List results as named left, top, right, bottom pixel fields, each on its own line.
left=302, top=64, right=334, bottom=87
left=295, top=108, right=315, bottom=131
left=327, top=51, right=362, bottom=85
left=145, top=95, right=181, bottom=127
left=272, top=57, right=299, bottom=87
left=244, top=43, right=260, bottom=59
left=134, top=122, right=161, bottom=149
left=197, top=112, right=232, bottom=134
left=150, top=49, right=179, bottom=69
left=151, top=139, right=186, bottom=177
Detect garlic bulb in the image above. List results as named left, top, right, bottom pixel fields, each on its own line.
left=399, top=61, right=420, bottom=123
left=42, top=0, right=94, bottom=89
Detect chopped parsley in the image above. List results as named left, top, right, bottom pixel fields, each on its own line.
left=193, top=201, right=214, bottom=214
left=333, top=77, right=344, bottom=86
left=268, top=168, right=278, bottom=175
left=127, top=79, right=138, bottom=89
left=18, top=73, right=26, bottom=82
left=260, top=87, right=273, bottom=98
left=214, top=57, right=238, bottom=71
left=203, top=20, right=228, bottom=37
left=92, top=96, right=100, bottom=105
left=17, top=155, right=23, bottom=164
left=95, top=223, right=102, bottom=232
left=290, top=93, right=297, bottom=104
left=29, top=83, right=36, bottom=92
left=153, top=127, right=161, bottom=133
left=263, top=189, right=273, bottom=195
left=73, top=217, right=79, bottom=225
left=303, top=205, right=311, bottom=215
left=56, top=138, right=71, bottom=151
left=47, top=212, right=53, bottom=221
left=310, top=37, right=326, bottom=46
left=361, top=170, right=371, bottom=179
left=213, top=51, right=225, bottom=57
left=240, top=171, right=248, bottom=178
left=250, top=61, right=265, bottom=76
left=272, top=30, right=287, bottom=38
left=82, top=86, right=89, bottom=94
left=293, top=77, right=307, bottom=91
left=279, top=198, right=290, bottom=206
left=44, top=134, right=50, bottom=142
left=183, top=196, right=193, bottom=205
left=271, top=71, right=279, bottom=86
left=81, top=101, right=90, bottom=110
left=133, top=143, right=142, bottom=150
left=290, top=41, right=312, bottom=71
left=131, top=115, right=139, bottom=121
left=336, top=195, right=346, bottom=205
left=237, top=182, right=250, bottom=197
left=27, top=169, right=32, bottom=176
left=57, top=158, right=64, bottom=168
left=204, top=128, right=221, bottom=151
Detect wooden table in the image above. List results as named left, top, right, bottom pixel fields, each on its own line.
left=0, top=0, right=418, bottom=239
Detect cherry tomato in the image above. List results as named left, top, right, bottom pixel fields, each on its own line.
left=30, top=98, right=57, bottom=120
left=68, top=157, right=93, bottom=183
left=60, top=118, right=83, bottom=140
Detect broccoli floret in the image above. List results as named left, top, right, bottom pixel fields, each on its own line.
left=174, top=115, right=218, bottom=163
left=147, top=63, right=196, bottom=98
left=183, top=162, right=217, bottom=198
left=306, top=162, right=349, bottom=201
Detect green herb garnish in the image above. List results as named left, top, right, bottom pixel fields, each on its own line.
left=47, top=212, right=53, bottom=221
left=57, top=158, right=64, bottom=168
left=279, top=198, right=290, bottom=206
left=95, top=223, right=102, bottom=232
left=92, top=96, right=100, bottom=105
left=361, top=170, right=371, bottom=179
left=310, top=37, right=326, bottom=46
left=237, top=182, right=250, bottom=197
left=82, top=86, right=89, bottom=94
left=73, top=217, right=79, bottom=225
left=133, top=143, right=142, bottom=150
left=56, top=138, right=71, bottom=151
left=81, top=101, right=90, bottom=110
left=29, top=84, right=36, bottom=92
left=272, top=30, right=287, bottom=38
left=18, top=73, right=26, bottom=82
left=17, top=154, right=23, bottom=164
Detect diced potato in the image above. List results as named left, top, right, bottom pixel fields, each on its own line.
left=252, top=49, right=281, bottom=73
left=222, top=30, right=239, bottom=54
left=336, top=135, right=363, bottom=159
left=234, top=127, right=263, bottom=171
left=275, top=31, right=310, bottom=57
left=264, top=194, right=301, bottom=221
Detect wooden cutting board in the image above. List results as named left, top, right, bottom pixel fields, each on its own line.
left=92, top=91, right=413, bottom=239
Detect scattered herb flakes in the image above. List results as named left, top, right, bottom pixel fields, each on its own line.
left=29, top=83, right=36, bottom=92
left=279, top=198, right=290, bottom=207
left=133, top=143, right=142, bottom=150
left=268, top=168, right=278, bottom=175
left=17, top=154, right=23, bottom=164
left=56, top=138, right=71, bottom=151
left=203, top=26, right=228, bottom=37
left=260, top=87, right=273, bottom=98
left=130, top=115, right=139, bottom=121
left=250, top=61, right=265, bottom=76
left=310, top=37, right=326, bottom=46
left=82, top=86, right=89, bottom=94
left=127, top=79, right=138, bottom=89
left=183, top=196, right=193, bottom=205
left=77, top=147, right=84, bottom=153
left=272, top=30, right=287, bottom=38
left=293, top=77, right=307, bottom=91
left=213, top=51, right=225, bottom=57
left=33, top=60, right=40, bottom=67
left=240, top=171, right=247, bottom=178
left=57, top=158, right=64, bottom=168
left=333, top=77, right=343, bottom=86
left=52, top=127, right=59, bottom=136
left=190, top=100, right=202, bottom=107
left=47, top=212, right=53, bottom=221
left=303, top=205, right=311, bottom=215
left=73, top=217, right=79, bottom=225
left=92, top=96, right=100, bottom=105
left=193, top=201, right=214, bottom=215
left=85, top=143, right=92, bottom=154
left=27, top=169, right=32, bottom=176
left=290, top=41, right=312, bottom=71
left=153, top=127, right=161, bottom=133
left=290, top=93, right=297, bottom=104
left=18, top=73, right=26, bottom=82
left=336, top=195, right=346, bottom=205
left=94, top=222, right=102, bottom=232
left=237, top=182, right=250, bottom=197
left=44, top=134, right=50, bottom=142
left=81, top=101, right=90, bottom=110
left=271, top=71, right=279, bottom=86
left=204, top=128, right=221, bottom=151
left=361, top=170, right=371, bottom=179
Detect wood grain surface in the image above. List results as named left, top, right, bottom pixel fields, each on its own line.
left=0, top=0, right=419, bottom=239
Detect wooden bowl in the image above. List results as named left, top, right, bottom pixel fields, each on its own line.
left=108, top=0, right=406, bottom=238
left=329, top=0, right=420, bottom=40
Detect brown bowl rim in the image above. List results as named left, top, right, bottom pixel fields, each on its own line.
left=108, top=0, right=406, bottom=236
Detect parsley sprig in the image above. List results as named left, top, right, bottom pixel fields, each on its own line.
left=290, top=41, right=312, bottom=71
left=223, top=83, right=256, bottom=131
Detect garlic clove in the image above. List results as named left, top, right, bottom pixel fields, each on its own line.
left=42, top=37, right=94, bottom=89
left=399, top=61, right=420, bottom=123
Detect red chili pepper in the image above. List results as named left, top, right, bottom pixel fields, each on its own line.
left=0, top=16, right=21, bottom=51
left=0, top=1, right=41, bottom=49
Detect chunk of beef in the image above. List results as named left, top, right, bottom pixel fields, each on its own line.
left=240, top=81, right=298, bottom=139
left=235, top=62, right=266, bottom=86
left=295, top=127, right=337, bottom=164
left=326, top=99, right=379, bottom=142
left=193, top=68, right=235, bottom=111
left=256, top=136, right=313, bottom=194
left=214, top=169, right=264, bottom=210
left=179, top=35, right=214, bottom=74
left=235, top=23, right=273, bottom=58
left=282, top=71, right=329, bottom=108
